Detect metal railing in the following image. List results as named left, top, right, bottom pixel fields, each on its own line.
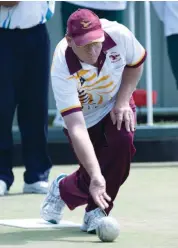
left=129, top=1, right=153, bottom=126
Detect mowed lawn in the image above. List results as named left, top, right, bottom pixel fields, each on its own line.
left=0, top=163, right=178, bottom=248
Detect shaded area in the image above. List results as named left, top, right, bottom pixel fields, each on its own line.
left=0, top=228, right=93, bottom=245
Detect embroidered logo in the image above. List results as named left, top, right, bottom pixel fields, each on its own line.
left=80, top=20, right=91, bottom=29
left=109, top=52, right=121, bottom=63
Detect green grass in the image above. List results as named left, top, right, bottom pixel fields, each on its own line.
left=0, top=164, right=178, bottom=248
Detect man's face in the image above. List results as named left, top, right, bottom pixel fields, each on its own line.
left=67, top=37, right=103, bottom=65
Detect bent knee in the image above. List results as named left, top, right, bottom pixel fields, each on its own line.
left=111, top=127, right=134, bottom=145
left=107, top=127, right=136, bottom=156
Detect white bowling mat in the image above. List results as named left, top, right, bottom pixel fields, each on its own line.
left=0, top=218, right=81, bottom=229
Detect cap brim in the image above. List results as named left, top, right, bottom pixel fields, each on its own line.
left=73, top=29, right=105, bottom=47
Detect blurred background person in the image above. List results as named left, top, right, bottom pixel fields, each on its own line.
left=0, top=1, right=55, bottom=196
left=152, top=1, right=178, bottom=89
left=61, top=1, right=127, bottom=36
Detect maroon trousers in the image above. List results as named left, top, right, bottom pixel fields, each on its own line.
left=59, top=112, right=136, bottom=214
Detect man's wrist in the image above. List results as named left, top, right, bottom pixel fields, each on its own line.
left=115, top=89, right=132, bottom=108
left=89, top=168, right=102, bottom=179
left=115, top=98, right=130, bottom=108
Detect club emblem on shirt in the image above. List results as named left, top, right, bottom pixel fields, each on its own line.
left=80, top=20, right=91, bottom=29
left=109, top=52, right=121, bottom=63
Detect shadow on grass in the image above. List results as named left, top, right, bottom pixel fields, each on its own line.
left=5, top=192, right=46, bottom=197
left=5, top=193, right=26, bottom=197
left=0, top=227, right=99, bottom=245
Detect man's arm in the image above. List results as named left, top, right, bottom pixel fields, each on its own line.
left=63, top=111, right=101, bottom=178
left=110, top=24, right=146, bottom=131
left=116, top=65, right=143, bottom=106
left=63, top=111, right=111, bottom=209
left=0, top=2, right=19, bottom=7
left=110, top=64, right=143, bottom=131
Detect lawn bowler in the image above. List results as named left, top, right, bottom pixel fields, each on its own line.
left=41, top=9, right=146, bottom=233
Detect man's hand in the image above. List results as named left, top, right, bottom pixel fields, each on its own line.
left=89, top=175, right=111, bottom=210
left=111, top=65, right=143, bottom=132
left=110, top=104, right=135, bottom=132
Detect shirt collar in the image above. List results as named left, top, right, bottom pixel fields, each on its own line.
left=65, top=31, right=117, bottom=75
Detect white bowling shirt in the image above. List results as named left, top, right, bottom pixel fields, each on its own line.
left=51, top=19, right=146, bottom=129
left=0, top=1, right=55, bottom=29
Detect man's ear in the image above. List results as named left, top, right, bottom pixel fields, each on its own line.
left=66, top=35, right=72, bottom=47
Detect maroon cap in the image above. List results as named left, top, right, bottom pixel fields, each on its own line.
left=67, top=9, right=105, bottom=46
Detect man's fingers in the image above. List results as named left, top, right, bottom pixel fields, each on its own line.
left=92, top=191, right=111, bottom=210
left=116, top=112, right=123, bottom=130
left=110, top=110, right=116, bottom=125
left=99, top=195, right=109, bottom=209
left=130, top=112, right=135, bottom=132
left=98, top=191, right=111, bottom=209
left=103, top=192, right=111, bottom=202
left=94, top=195, right=106, bottom=210
left=124, top=111, right=130, bottom=132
